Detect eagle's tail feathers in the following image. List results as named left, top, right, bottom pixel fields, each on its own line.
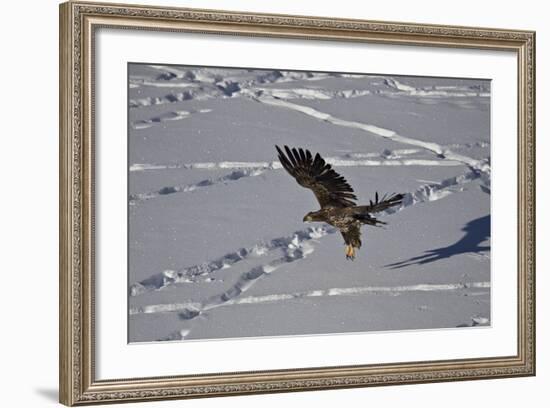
left=360, top=192, right=404, bottom=214
left=354, top=213, right=386, bottom=226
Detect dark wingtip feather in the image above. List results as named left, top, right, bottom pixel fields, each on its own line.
left=285, top=146, right=297, bottom=167
left=297, top=147, right=305, bottom=163
left=291, top=147, right=300, bottom=163
left=276, top=145, right=357, bottom=207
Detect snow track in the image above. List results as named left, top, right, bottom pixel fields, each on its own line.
left=130, top=167, right=485, bottom=331
left=129, top=154, right=466, bottom=206
left=129, top=168, right=266, bottom=205
left=131, top=108, right=211, bottom=130
left=131, top=157, right=462, bottom=174
left=130, top=281, right=490, bottom=316
left=130, top=168, right=482, bottom=296
left=129, top=226, right=331, bottom=296
left=253, top=96, right=490, bottom=175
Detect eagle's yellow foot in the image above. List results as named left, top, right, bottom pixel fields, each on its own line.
left=345, top=245, right=356, bottom=261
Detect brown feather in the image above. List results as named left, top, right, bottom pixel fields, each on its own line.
left=276, top=145, right=357, bottom=208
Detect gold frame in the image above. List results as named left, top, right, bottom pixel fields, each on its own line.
left=59, top=1, right=536, bottom=405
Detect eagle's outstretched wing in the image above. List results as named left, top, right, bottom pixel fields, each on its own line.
left=276, top=145, right=357, bottom=208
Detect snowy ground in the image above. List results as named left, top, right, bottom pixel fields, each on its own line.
left=127, top=64, right=491, bottom=343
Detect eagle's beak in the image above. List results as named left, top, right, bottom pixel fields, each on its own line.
left=303, top=215, right=312, bottom=223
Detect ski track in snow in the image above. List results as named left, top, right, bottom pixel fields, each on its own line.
left=129, top=149, right=466, bottom=206
left=130, top=282, right=490, bottom=315
left=130, top=145, right=484, bottom=173
left=130, top=157, right=463, bottom=173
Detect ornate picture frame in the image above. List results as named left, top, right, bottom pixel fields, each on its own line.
left=59, top=1, right=535, bottom=405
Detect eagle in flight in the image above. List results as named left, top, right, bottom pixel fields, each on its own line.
left=276, top=145, right=404, bottom=260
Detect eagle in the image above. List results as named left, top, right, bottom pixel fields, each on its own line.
left=276, top=145, right=404, bottom=260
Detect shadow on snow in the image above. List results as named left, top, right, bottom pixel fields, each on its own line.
left=385, top=215, right=490, bottom=269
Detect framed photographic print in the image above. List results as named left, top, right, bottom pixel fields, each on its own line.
left=59, top=1, right=536, bottom=405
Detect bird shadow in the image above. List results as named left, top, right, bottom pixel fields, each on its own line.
left=385, top=215, right=490, bottom=269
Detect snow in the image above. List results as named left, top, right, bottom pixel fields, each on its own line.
left=128, top=64, right=491, bottom=343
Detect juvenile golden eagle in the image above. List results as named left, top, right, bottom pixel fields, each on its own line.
left=276, top=145, right=404, bottom=260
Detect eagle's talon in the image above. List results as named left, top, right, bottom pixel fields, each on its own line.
left=345, top=245, right=356, bottom=260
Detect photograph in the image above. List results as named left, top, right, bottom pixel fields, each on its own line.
left=127, top=63, right=492, bottom=343
left=57, top=1, right=536, bottom=404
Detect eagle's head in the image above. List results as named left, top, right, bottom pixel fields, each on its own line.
left=303, top=212, right=317, bottom=223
